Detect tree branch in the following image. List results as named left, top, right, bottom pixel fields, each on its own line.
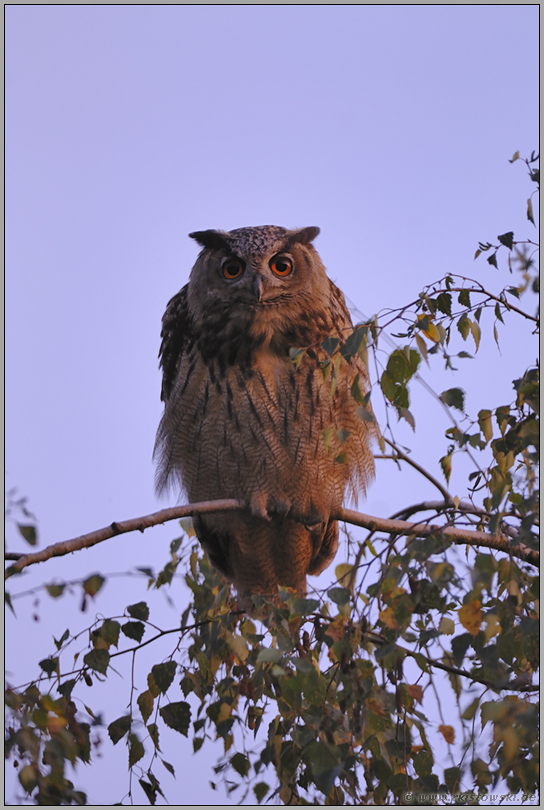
left=338, top=507, right=538, bottom=567
left=362, top=631, right=538, bottom=694
left=5, top=498, right=538, bottom=579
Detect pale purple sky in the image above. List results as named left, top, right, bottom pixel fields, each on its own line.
left=6, top=5, right=538, bottom=805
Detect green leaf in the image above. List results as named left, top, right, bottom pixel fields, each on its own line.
left=147, top=723, right=160, bottom=750
left=100, top=619, right=121, bottom=648
left=137, top=690, right=154, bottom=724
left=487, top=252, right=498, bottom=269
left=439, top=453, right=452, bottom=484
left=478, top=409, right=493, bottom=443
left=328, top=587, right=351, bottom=606
left=340, top=325, right=367, bottom=361
left=302, top=740, right=344, bottom=796
left=39, top=657, right=59, bottom=676
left=17, top=524, right=37, bottom=546
left=45, top=583, right=66, bottom=598
left=151, top=661, right=177, bottom=694
left=5, top=591, right=15, bottom=616
left=289, top=347, right=305, bottom=371
left=457, top=312, right=471, bottom=340
left=19, top=764, right=38, bottom=795
left=356, top=405, right=376, bottom=423
left=257, top=648, right=282, bottom=663
left=121, top=621, right=145, bottom=643
left=57, top=679, right=77, bottom=699
left=444, top=766, right=462, bottom=793
left=457, top=289, right=471, bottom=308
left=83, top=649, right=110, bottom=675
left=53, top=628, right=70, bottom=650
left=527, top=197, right=535, bottom=225
left=398, top=407, right=416, bottom=430
left=230, top=752, right=250, bottom=777
left=254, top=782, right=270, bottom=803
left=439, top=388, right=465, bottom=412
left=436, top=292, right=452, bottom=316
left=321, top=336, right=340, bottom=357
left=139, top=778, right=157, bottom=805
left=83, top=574, right=105, bottom=597
left=497, top=231, right=514, bottom=250
left=161, top=760, right=175, bottom=777
left=127, top=601, right=149, bottom=621
left=350, top=373, right=367, bottom=405
left=159, top=701, right=191, bottom=736
left=108, top=715, right=131, bottom=745
left=128, top=733, right=145, bottom=767
left=461, top=698, right=480, bottom=721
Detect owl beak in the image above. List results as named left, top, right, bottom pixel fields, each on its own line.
left=252, top=276, right=264, bottom=302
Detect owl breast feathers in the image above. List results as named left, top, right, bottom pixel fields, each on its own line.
left=154, top=225, right=378, bottom=604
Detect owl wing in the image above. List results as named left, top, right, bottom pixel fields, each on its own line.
left=158, top=285, right=193, bottom=402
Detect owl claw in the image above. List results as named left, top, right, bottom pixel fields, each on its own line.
left=247, top=494, right=271, bottom=521
left=266, top=496, right=291, bottom=521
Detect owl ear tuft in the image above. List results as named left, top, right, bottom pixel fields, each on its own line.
left=288, top=226, right=321, bottom=247
left=189, top=230, right=230, bottom=250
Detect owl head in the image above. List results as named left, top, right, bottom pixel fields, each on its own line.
left=185, top=226, right=332, bottom=347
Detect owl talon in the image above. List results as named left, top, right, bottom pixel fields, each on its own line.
left=266, top=496, right=291, bottom=521
left=247, top=494, right=271, bottom=521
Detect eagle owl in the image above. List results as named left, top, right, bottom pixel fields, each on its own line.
left=154, top=225, right=377, bottom=603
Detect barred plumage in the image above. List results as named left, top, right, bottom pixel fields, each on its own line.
left=154, top=225, right=378, bottom=604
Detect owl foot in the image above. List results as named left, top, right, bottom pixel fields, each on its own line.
left=247, top=494, right=292, bottom=522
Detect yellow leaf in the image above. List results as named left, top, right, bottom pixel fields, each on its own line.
left=470, top=320, right=481, bottom=352
left=227, top=633, right=249, bottom=663
left=438, top=724, right=455, bottom=744
left=438, top=617, right=455, bottom=635
left=335, top=563, right=353, bottom=589
left=417, top=314, right=440, bottom=342
left=415, top=332, right=429, bottom=363
left=324, top=618, right=347, bottom=642
left=379, top=607, right=399, bottom=630
left=406, top=684, right=423, bottom=704
left=218, top=703, right=233, bottom=722
left=458, top=600, right=483, bottom=636
left=484, top=614, right=502, bottom=642
left=502, top=727, right=520, bottom=765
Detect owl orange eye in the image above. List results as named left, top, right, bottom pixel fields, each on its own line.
left=270, top=256, right=293, bottom=277
left=222, top=259, right=245, bottom=279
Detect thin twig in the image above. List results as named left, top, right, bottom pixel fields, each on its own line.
left=383, top=439, right=452, bottom=501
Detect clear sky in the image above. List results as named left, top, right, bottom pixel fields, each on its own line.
left=5, top=5, right=538, bottom=805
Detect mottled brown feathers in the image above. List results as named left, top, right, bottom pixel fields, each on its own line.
left=154, top=225, right=378, bottom=604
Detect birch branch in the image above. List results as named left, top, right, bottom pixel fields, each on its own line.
left=5, top=498, right=538, bottom=579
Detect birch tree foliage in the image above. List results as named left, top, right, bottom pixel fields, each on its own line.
left=5, top=153, right=539, bottom=806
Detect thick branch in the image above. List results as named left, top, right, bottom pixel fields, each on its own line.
left=5, top=499, right=538, bottom=580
